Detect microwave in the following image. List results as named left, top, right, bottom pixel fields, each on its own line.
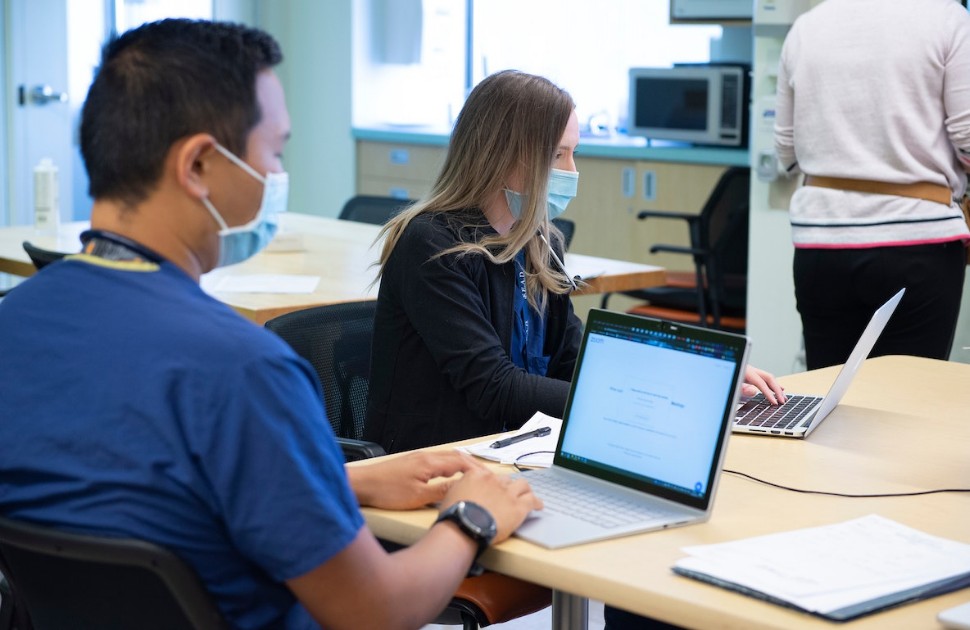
left=627, top=64, right=749, bottom=148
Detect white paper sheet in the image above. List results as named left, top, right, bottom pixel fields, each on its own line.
left=458, top=412, right=562, bottom=467
left=200, top=274, right=320, bottom=294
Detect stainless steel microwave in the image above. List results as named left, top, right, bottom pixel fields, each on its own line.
left=627, top=65, right=749, bottom=148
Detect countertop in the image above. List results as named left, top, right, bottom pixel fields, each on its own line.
left=353, top=125, right=750, bottom=167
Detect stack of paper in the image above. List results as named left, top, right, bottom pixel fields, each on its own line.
left=458, top=412, right=561, bottom=467
left=200, top=274, right=320, bottom=294
left=673, top=514, right=970, bottom=621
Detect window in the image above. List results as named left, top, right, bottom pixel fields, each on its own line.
left=354, top=0, right=726, bottom=134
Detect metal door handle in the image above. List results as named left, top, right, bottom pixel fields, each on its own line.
left=21, top=85, right=68, bottom=106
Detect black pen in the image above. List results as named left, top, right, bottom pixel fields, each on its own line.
left=489, top=426, right=552, bottom=449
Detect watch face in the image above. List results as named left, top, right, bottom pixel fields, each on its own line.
left=462, top=501, right=497, bottom=539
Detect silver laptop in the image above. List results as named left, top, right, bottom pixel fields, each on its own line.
left=512, top=308, right=750, bottom=549
left=733, top=288, right=905, bottom=439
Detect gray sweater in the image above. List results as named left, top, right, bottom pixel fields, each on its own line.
left=774, top=0, right=970, bottom=248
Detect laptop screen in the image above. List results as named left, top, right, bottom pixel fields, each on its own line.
left=556, top=309, right=749, bottom=510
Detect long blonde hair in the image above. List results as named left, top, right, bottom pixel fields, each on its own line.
left=376, top=70, right=576, bottom=313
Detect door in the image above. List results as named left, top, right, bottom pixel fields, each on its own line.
left=2, top=0, right=215, bottom=228
left=3, top=0, right=75, bottom=227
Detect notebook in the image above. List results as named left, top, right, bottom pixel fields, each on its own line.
left=733, top=288, right=905, bottom=439
left=512, top=308, right=750, bottom=549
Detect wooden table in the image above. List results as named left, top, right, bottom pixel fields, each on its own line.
left=0, top=214, right=665, bottom=324
left=356, top=356, right=970, bottom=629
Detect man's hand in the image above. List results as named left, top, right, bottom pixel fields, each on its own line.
left=437, top=466, right=542, bottom=543
left=347, top=450, right=486, bottom=510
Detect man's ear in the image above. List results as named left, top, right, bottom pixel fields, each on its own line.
left=174, top=134, right=218, bottom=201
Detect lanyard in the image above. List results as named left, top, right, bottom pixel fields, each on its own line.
left=80, top=230, right=164, bottom=263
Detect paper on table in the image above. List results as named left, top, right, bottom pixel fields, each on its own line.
left=201, top=274, right=320, bottom=294
left=458, top=411, right=561, bottom=467
left=674, top=514, right=970, bottom=616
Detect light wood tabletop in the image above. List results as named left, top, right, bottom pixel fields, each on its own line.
left=355, top=356, right=970, bottom=630
left=0, top=213, right=665, bottom=324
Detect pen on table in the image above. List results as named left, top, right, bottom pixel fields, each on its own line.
left=489, top=426, right=552, bottom=449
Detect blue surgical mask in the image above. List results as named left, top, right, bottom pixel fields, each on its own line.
left=504, top=168, right=579, bottom=221
left=546, top=168, right=579, bottom=220
left=202, top=143, right=289, bottom=267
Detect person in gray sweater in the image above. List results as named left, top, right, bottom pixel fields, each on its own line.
left=775, top=0, right=970, bottom=370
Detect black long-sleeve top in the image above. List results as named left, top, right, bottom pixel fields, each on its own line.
left=363, top=210, right=583, bottom=453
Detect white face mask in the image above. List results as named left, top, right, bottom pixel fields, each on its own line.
left=504, top=168, right=580, bottom=221
left=201, top=143, right=289, bottom=267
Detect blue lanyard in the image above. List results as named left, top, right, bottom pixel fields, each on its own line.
left=511, top=252, right=548, bottom=375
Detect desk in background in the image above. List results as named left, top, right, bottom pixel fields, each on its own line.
left=357, top=356, right=970, bottom=630
left=0, top=213, right=665, bottom=324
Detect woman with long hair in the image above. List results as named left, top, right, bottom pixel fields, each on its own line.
left=363, top=69, right=784, bottom=457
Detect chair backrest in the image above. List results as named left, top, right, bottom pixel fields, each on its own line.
left=698, top=166, right=750, bottom=314
left=0, top=516, right=227, bottom=630
left=338, top=195, right=414, bottom=225
left=21, top=241, right=67, bottom=271
left=551, top=217, right=576, bottom=251
left=264, top=301, right=377, bottom=441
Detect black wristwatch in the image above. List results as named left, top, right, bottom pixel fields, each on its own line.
left=434, top=500, right=497, bottom=576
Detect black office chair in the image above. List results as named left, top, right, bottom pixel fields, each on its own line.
left=0, top=572, right=13, bottom=630
left=551, top=217, right=576, bottom=251
left=338, top=195, right=414, bottom=225
left=602, top=167, right=750, bottom=332
left=0, top=515, right=228, bottom=630
left=264, top=302, right=551, bottom=629
left=21, top=242, right=68, bottom=271
left=265, top=300, right=384, bottom=461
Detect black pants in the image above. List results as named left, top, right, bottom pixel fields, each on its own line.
left=793, top=241, right=965, bottom=371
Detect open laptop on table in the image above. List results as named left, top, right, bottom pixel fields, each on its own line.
left=733, top=288, right=905, bottom=439
left=512, top=308, right=750, bottom=549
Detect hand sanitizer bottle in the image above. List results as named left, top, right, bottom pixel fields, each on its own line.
left=34, top=158, right=59, bottom=233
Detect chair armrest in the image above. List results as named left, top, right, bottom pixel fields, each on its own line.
left=636, top=209, right=698, bottom=223
left=336, top=437, right=387, bottom=462
left=648, top=244, right=707, bottom=257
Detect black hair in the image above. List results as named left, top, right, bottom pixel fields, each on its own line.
left=79, top=19, right=283, bottom=206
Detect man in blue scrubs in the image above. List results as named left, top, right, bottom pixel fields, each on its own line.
left=0, top=19, right=540, bottom=629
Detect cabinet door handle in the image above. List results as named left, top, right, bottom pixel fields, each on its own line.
left=642, top=170, right=657, bottom=201
left=621, top=167, right=635, bottom=198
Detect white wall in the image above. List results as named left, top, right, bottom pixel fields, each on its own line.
left=0, top=3, right=7, bottom=227
left=252, top=0, right=354, bottom=218
left=747, top=26, right=804, bottom=376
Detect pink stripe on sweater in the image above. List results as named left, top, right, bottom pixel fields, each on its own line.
left=794, top=236, right=969, bottom=249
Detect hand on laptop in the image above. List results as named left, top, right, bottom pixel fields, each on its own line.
left=348, top=450, right=490, bottom=510
left=741, top=365, right=787, bottom=405
left=440, top=467, right=543, bottom=543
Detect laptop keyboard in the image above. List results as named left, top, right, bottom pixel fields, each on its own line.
left=513, top=469, right=677, bottom=529
left=735, top=393, right=820, bottom=429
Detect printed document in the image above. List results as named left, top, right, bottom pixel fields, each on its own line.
left=673, top=514, right=970, bottom=619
